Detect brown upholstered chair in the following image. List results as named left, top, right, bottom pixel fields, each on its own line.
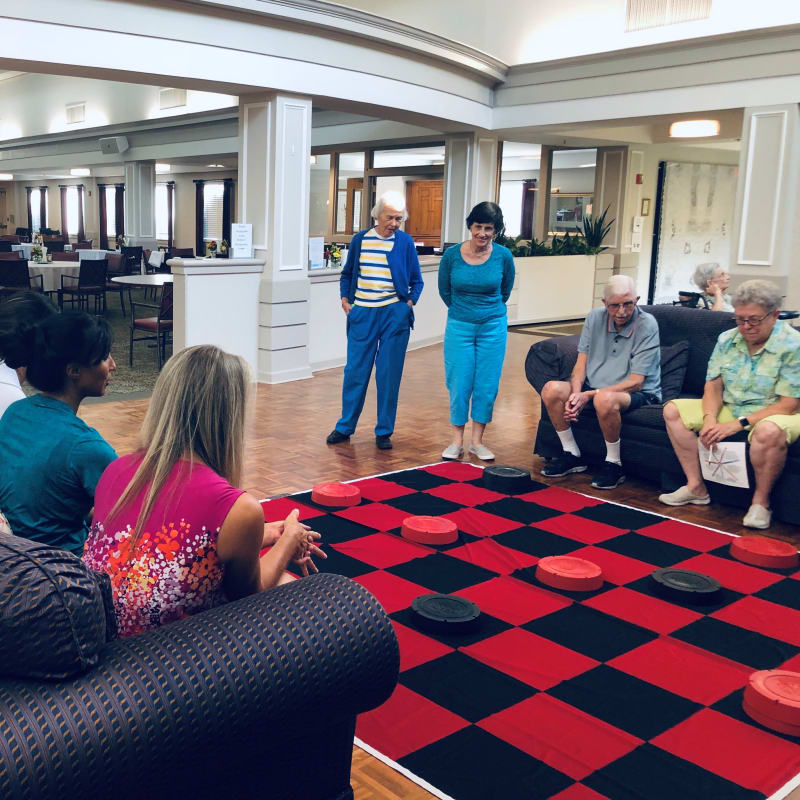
left=74, top=241, right=93, bottom=250
left=0, top=252, right=23, bottom=261
left=51, top=251, right=79, bottom=262
left=168, top=247, right=194, bottom=258
left=0, top=261, right=43, bottom=298
left=130, top=282, right=173, bottom=368
left=58, top=259, right=108, bottom=314
left=0, top=235, right=20, bottom=244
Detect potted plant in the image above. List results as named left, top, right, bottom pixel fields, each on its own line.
left=574, top=205, right=615, bottom=254
left=207, top=240, right=217, bottom=257
left=219, top=239, right=229, bottom=258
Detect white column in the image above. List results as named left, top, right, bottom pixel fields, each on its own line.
left=442, top=132, right=501, bottom=244
left=534, top=145, right=553, bottom=242
left=731, top=104, right=800, bottom=306
left=238, top=92, right=313, bottom=383
left=123, top=160, right=157, bottom=251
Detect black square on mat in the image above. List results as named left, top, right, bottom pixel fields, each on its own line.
left=391, top=607, right=512, bottom=648
left=465, top=475, right=549, bottom=496
left=510, top=566, right=610, bottom=601
left=548, top=665, right=701, bottom=740
left=387, top=552, right=499, bottom=594
left=385, top=492, right=464, bottom=517
left=597, top=531, right=698, bottom=567
left=712, top=688, right=800, bottom=744
left=495, top=526, right=581, bottom=558
left=754, top=578, right=800, bottom=612
left=523, top=603, right=657, bottom=662
left=475, top=497, right=562, bottom=525
left=671, top=616, right=799, bottom=670
left=573, top=503, right=665, bottom=531
left=379, top=468, right=450, bottom=491
left=309, top=546, right=375, bottom=578
left=399, top=651, right=536, bottom=723
left=584, top=743, right=763, bottom=800
left=400, top=725, right=572, bottom=800
left=625, top=574, right=743, bottom=613
left=301, top=513, right=377, bottom=545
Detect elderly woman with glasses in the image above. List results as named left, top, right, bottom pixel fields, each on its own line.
left=660, top=279, right=800, bottom=529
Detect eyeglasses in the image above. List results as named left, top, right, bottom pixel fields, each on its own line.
left=734, top=312, right=772, bottom=327
left=606, top=301, right=636, bottom=312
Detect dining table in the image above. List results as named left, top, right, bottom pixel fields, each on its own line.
left=27, top=260, right=81, bottom=294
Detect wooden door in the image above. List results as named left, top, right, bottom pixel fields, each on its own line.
left=405, top=180, right=443, bottom=247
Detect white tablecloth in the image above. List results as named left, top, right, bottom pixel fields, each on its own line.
left=12, top=244, right=34, bottom=259
left=27, top=261, right=81, bottom=293
left=78, top=249, right=111, bottom=261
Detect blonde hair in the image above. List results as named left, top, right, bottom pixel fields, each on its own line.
left=106, top=344, right=251, bottom=552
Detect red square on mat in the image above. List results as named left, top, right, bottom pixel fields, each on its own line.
left=519, top=486, right=603, bottom=514
left=349, top=477, right=416, bottom=502
left=353, top=570, right=429, bottom=614
left=673, top=553, right=782, bottom=594
left=533, top=514, right=625, bottom=545
left=260, top=496, right=325, bottom=522
left=566, top=546, right=655, bottom=585
left=480, top=693, right=642, bottom=781
left=583, top=587, right=702, bottom=634
left=462, top=628, right=599, bottom=690
left=392, top=621, right=453, bottom=671
left=333, top=532, right=432, bottom=569
left=446, top=538, right=538, bottom=575
left=636, top=519, right=731, bottom=552
left=549, top=786, right=612, bottom=800
left=335, top=502, right=412, bottom=531
left=608, top=637, right=752, bottom=705
left=782, top=652, right=800, bottom=671
left=651, top=708, right=800, bottom=795
left=712, top=596, right=800, bottom=647
left=426, top=482, right=506, bottom=506
left=442, top=507, right=520, bottom=537
left=456, top=576, right=571, bottom=626
left=355, top=684, right=468, bottom=761
left=424, top=461, right=484, bottom=481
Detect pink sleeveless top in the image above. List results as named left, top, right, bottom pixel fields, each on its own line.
left=84, top=453, right=245, bottom=637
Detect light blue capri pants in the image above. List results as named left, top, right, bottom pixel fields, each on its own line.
left=443, top=314, right=508, bottom=426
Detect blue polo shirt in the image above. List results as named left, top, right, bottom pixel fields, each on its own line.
left=0, top=395, right=116, bottom=554
left=578, top=306, right=661, bottom=400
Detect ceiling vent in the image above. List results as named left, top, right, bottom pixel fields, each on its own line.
left=626, top=0, right=711, bottom=32
left=65, top=102, right=86, bottom=125
left=159, top=88, right=187, bottom=110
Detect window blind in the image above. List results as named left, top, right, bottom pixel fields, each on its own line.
left=203, top=182, right=224, bottom=241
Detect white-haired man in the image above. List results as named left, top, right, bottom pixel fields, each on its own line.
left=327, top=191, right=424, bottom=450
left=539, top=275, right=662, bottom=488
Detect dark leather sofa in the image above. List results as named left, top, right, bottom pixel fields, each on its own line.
left=0, top=558, right=399, bottom=800
left=525, top=304, right=800, bottom=525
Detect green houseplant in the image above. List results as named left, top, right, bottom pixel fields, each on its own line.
left=574, top=204, right=615, bottom=254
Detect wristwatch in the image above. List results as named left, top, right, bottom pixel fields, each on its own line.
left=738, top=416, right=750, bottom=429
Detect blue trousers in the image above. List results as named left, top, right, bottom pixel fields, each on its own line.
left=444, top=315, right=508, bottom=426
left=336, top=302, right=411, bottom=437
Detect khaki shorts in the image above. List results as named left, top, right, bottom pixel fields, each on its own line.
left=669, top=398, right=800, bottom=445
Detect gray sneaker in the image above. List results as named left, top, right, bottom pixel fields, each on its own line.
left=541, top=452, right=587, bottom=477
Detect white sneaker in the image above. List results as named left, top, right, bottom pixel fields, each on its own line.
left=469, top=443, right=495, bottom=461
left=442, top=443, right=463, bottom=460
left=743, top=504, right=772, bottom=529
left=658, top=485, right=711, bottom=506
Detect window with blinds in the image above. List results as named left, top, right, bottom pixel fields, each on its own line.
left=66, top=186, right=80, bottom=235
left=155, top=184, right=174, bottom=240
left=626, top=0, right=711, bottom=31
left=30, top=188, right=46, bottom=231
left=105, top=186, right=117, bottom=237
left=203, top=182, right=224, bottom=241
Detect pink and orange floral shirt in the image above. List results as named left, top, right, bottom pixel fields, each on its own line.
left=84, top=454, right=244, bottom=637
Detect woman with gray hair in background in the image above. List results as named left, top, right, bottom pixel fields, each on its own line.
left=660, top=279, right=800, bottom=529
left=693, top=262, right=733, bottom=311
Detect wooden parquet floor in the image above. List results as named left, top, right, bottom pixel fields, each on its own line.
left=79, top=332, right=800, bottom=800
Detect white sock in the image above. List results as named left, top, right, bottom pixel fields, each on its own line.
left=557, top=428, right=581, bottom=457
left=605, top=439, right=621, bottom=465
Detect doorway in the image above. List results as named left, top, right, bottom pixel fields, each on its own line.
left=405, top=179, right=443, bottom=246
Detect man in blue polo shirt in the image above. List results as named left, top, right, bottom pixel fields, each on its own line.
left=539, top=275, right=661, bottom=488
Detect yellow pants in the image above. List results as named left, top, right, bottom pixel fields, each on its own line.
left=669, top=399, right=800, bottom=445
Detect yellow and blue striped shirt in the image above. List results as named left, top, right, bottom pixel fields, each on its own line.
left=354, top=229, right=398, bottom=308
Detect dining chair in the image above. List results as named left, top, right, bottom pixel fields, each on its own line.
left=0, top=252, right=23, bottom=261
left=130, top=282, right=173, bottom=368
left=168, top=247, right=194, bottom=259
left=58, top=259, right=108, bottom=314
left=51, top=251, right=80, bottom=262
left=74, top=241, right=93, bottom=250
left=0, top=235, right=20, bottom=244
left=0, top=242, right=12, bottom=253
left=46, top=241, right=66, bottom=253
left=121, top=246, right=143, bottom=275
left=0, top=261, right=44, bottom=299
left=105, top=252, right=128, bottom=316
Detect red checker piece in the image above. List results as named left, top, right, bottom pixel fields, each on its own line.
left=743, top=700, right=800, bottom=737
left=401, top=515, right=458, bottom=545
left=730, top=536, right=799, bottom=570
left=311, top=482, right=361, bottom=507
left=744, top=670, right=800, bottom=725
left=536, top=555, right=603, bottom=592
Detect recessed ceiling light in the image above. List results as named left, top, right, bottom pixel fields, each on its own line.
left=155, top=163, right=171, bottom=174
left=578, top=163, right=596, bottom=168
left=207, top=163, right=225, bottom=168
left=0, top=173, right=13, bottom=180
left=310, top=155, right=317, bottom=165
left=669, top=119, right=720, bottom=138
left=70, top=168, right=90, bottom=176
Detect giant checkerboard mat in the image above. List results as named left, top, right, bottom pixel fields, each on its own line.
left=262, top=462, right=800, bottom=800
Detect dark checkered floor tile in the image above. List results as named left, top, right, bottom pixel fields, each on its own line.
left=387, top=552, right=499, bottom=594
left=755, top=578, right=800, bottom=612
left=303, top=513, right=378, bottom=545
left=380, top=468, right=451, bottom=490
left=597, top=531, right=698, bottom=567
left=494, top=526, right=581, bottom=558
left=475, top=497, right=563, bottom=525
left=574, top=503, right=666, bottom=531
left=385, top=492, right=465, bottom=517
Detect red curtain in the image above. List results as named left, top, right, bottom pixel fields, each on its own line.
left=38, top=186, right=47, bottom=232
left=114, top=184, right=125, bottom=239
left=25, top=187, right=32, bottom=234
left=98, top=184, right=108, bottom=249
left=194, top=180, right=204, bottom=256
left=59, top=186, right=69, bottom=239
left=76, top=185, right=86, bottom=242
left=166, top=181, right=175, bottom=250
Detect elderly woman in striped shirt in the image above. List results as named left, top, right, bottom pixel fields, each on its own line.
left=326, top=191, right=424, bottom=450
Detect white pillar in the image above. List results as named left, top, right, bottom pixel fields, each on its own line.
left=442, top=132, right=501, bottom=244
left=534, top=145, right=554, bottom=242
left=238, top=92, right=313, bottom=383
left=731, top=104, right=800, bottom=306
left=123, top=160, right=157, bottom=251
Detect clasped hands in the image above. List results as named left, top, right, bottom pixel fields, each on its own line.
left=699, top=419, right=743, bottom=449
left=563, top=390, right=591, bottom=423
left=264, top=509, right=326, bottom=577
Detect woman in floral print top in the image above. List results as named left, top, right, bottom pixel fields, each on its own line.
left=85, top=345, right=323, bottom=636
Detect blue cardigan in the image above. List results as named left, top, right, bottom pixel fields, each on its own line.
left=339, top=229, right=424, bottom=307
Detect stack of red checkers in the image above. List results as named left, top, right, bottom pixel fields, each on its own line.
left=401, top=516, right=458, bottom=545
left=730, top=535, right=799, bottom=569
left=311, top=482, right=361, bottom=508
left=743, top=670, right=800, bottom=735
left=535, top=555, right=603, bottom=591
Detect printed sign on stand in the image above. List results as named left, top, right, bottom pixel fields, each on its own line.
left=231, top=224, right=253, bottom=258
